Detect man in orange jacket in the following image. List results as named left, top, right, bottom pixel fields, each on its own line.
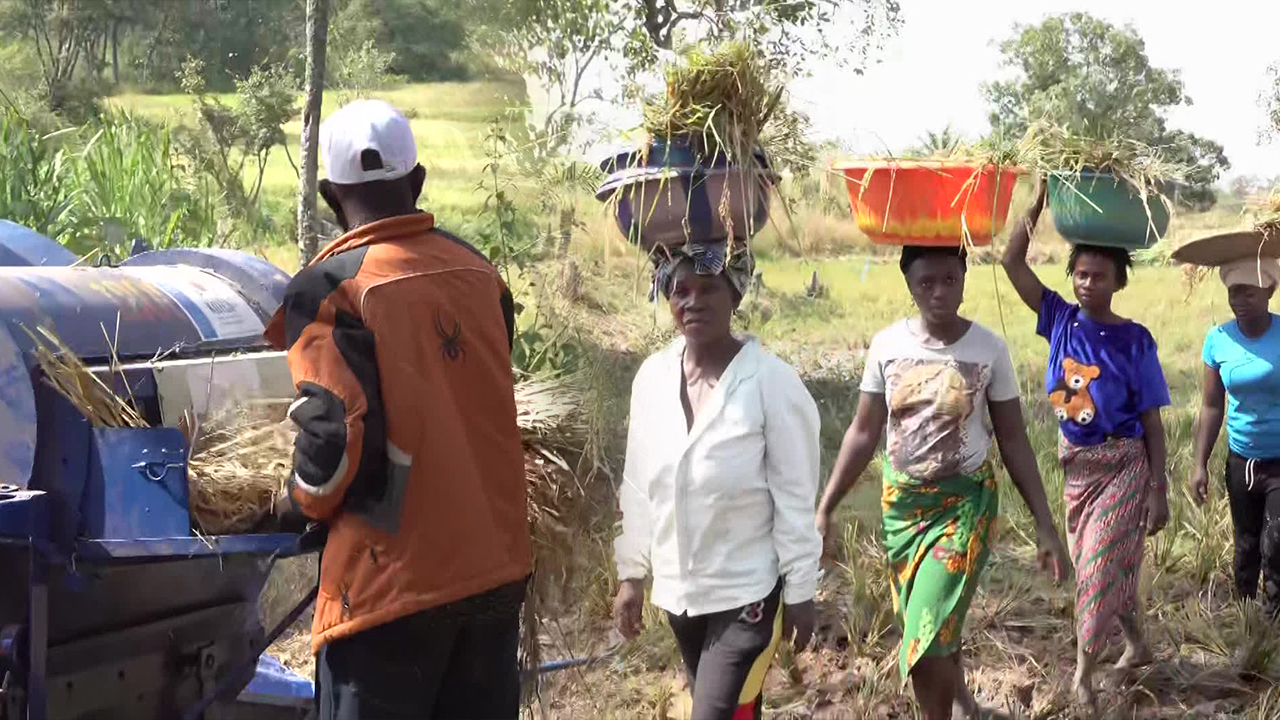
left=264, top=99, right=532, bottom=720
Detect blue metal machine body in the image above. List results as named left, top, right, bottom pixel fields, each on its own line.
left=83, top=427, right=191, bottom=540
left=0, top=247, right=290, bottom=367
left=0, top=225, right=316, bottom=720
left=0, top=222, right=77, bottom=268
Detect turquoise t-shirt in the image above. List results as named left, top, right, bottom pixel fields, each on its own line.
left=1202, top=314, right=1280, bottom=459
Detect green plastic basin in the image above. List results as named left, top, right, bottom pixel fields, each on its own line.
left=1047, top=171, right=1170, bottom=249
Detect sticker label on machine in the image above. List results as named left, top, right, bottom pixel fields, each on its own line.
left=123, top=267, right=264, bottom=341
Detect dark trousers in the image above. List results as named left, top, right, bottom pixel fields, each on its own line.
left=666, top=581, right=783, bottom=720
left=316, top=580, right=526, bottom=720
left=1225, top=453, right=1280, bottom=612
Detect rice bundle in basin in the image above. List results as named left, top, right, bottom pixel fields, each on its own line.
left=642, top=39, right=782, bottom=165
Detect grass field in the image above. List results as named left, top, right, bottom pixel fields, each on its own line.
left=114, top=80, right=1280, bottom=718
left=109, top=79, right=528, bottom=268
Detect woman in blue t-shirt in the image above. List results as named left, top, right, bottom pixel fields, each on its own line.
left=1001, top=180, right=1171, bottom=709
left=1191, top=255, right=1280, bottom=613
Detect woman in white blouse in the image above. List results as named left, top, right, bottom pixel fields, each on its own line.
left=613, top=242, right=822, bottom=720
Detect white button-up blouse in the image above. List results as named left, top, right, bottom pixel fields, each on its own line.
left=614, top=336, right=822, bottom=616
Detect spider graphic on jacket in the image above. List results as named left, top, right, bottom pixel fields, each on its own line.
left=435, top=311, right=465, bottom=362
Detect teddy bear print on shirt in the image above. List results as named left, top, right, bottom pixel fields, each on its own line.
left=1049, top=357, right=1100, bottom=425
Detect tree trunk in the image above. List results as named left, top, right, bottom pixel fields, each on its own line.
left=98, top=26, right=108, bottom=77
left=296, top=0, right=330, bottom=269
left=141, top=8, right=170, bottom=83
left=557, top=204, right=575, bottom=257
left=111, top=20, right=119, bottom=85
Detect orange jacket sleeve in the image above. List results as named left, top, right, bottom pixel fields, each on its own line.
left=269, top=260, right=387, bottom=522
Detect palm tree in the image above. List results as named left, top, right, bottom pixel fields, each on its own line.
left=906, top=125, right=965, bottom=158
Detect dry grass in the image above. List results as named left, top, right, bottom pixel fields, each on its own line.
left=28, top=324, right=297, bottom=534
left=25, top=326, right=325, bottom=681
left=24, top=323, right=146, bottom=428
left=1258, top=191, right=1280, bottom=239
left=642, top=39, right=784, bottom=166
left=1023, top=122, right=1190, bottom=201
left=26, top=324, right=293, bottom=534
left=516, top=375, right=594, bottom=691
left=259, top=554, right=320, bottom=681
left=187, top=406, right=293, bottom=535
left=540, top=495, right=1280, bottom=719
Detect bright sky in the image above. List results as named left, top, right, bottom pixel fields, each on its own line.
left=555, top=1, right=1280, bottom=181
left=788, top=0, right=1280, bottom=180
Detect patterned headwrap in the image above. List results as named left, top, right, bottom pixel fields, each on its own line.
left=650, top=240, right=755, bottom=305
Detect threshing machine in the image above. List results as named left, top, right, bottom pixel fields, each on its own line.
left=0, top=220, right=318, bottom=720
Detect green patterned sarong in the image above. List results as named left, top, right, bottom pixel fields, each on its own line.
left=881, top=459, right=998, bottom=684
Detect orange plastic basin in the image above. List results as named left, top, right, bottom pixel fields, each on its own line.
left=836, top=161, right=1024, bottom=247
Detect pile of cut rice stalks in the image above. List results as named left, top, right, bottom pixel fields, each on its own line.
left=642, top=39, right=784, bottom=167
left=187, top=405, right=294, bottom=535
left=513, top=374, right=599, bottom=702
left=24, top=324, right=146, bottom=429
left=1023, top=121, right=1190, bottom=209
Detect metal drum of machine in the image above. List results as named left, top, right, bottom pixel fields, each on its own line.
left=0, top=226, right=317, bottom=720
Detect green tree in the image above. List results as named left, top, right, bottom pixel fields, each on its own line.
left=1160, top=128, right=1229, bottom=210
left=1263, top=61, right=1280, bottom=144
left=1229, top=175, right=1280, bottom=201
left=178, top=56, right=297, bottom=239
left=983, top=12, right=1229, bottom=200
left=326, top=0, right=469, bottom=83
left=634, top=0, right=902, bottom=76
left=0, top=0, right=135, bottom=116
left=476, top=0, right=902, bottom=139
left=475, top=0, right=625, bottom=152
left=326, top=0, right=404, bottom=99
left=984, top=13, right=1185, bottom=139
left=119, top=0, right=302, bottom=91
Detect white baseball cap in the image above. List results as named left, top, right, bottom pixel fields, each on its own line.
left=320, top=100, right=418, bottom=185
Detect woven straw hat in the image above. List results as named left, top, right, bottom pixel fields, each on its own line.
left=1170, top=229, right=1280, bottom=267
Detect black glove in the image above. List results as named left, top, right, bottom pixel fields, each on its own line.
left=252, top=495, right=311, bottom=535
left=275, top=494, right=313, bottom=534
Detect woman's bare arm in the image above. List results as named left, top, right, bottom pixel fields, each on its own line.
left=1140, top=408, right=1168, bottom=494
left=816, top=391, right=887, bottom=518
left=1193, top=364, right=1227, bottom=474
left=989, top=398, right=1057, bottom=533
left=1000, top=179, right=1050, bottom=313
left=989, top=397, right=1070, bottom=582
left=1190, top=363, right=1226, bottom=505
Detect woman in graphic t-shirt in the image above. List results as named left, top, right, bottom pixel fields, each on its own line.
left=1002, top=180, right=1171, bottom=708
left=1191, top=255, right=1280, bottom=613
left=816, top=245, right=1069, bottom=720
